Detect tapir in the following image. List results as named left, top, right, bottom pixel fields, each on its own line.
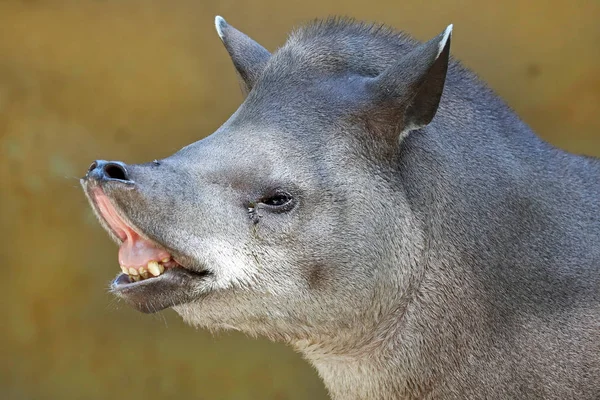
left=81, top=16, right=600, bottom=399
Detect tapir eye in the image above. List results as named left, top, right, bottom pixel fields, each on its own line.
left=259, top=190, right=295, bottom=211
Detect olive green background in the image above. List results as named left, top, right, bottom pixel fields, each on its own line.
left=1, top=1, right=598, bottom=399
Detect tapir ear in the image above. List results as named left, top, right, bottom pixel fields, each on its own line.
left=366, top=24, right=453, bottom=135
left=215, top=16, right=271, bottom=95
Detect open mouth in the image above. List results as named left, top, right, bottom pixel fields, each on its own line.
left=85, top=185, right=211, bottom=312
left=92, top=188, right=183, bottom=283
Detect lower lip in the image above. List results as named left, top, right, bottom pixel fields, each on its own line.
left=112, top=267, right=211, bottom=289
left=112, top=271, right=166, bottom=288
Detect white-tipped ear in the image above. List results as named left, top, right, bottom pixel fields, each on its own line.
left=214, top=16, right=271, bottom=95
left=437, top=24, right=453, bottom=59
left=215, top=16, right=226, bottom=40
left=365, top=25, right=453, bottom=135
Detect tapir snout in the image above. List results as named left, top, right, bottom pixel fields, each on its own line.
left=85, top=160, right=132, bottom=184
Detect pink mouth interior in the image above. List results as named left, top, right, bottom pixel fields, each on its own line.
left=93, top=189, right=172, bottom=268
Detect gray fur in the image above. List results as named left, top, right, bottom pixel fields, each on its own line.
left=81, top=17, right=600, bottom=399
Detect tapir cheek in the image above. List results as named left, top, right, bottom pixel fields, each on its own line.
left=305, top=264, right=330, bottom=290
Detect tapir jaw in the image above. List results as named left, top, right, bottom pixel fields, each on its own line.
left=80, top=175, right=214, bottom=313
left=110, top=267, right=212, bottom=313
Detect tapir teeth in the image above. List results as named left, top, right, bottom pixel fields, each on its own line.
left=121, top=260, right=168, bottom=281
left=139, top=267, right=150, bottom=279
left=148, top=261, right=162, bottom=276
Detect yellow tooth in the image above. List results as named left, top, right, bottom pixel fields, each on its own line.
left=158, top=263, right=165, bottom=274
left=161, top=258, right=170, bottom=263
left=148, top=261, right=161, bottom=277
left=128, top=268, right=138, bottom=276
left=130, top=274, right=140, bottom=282
left=139, top=267, right=149, bottom=279
left=120, top=265, right=128, bottom=274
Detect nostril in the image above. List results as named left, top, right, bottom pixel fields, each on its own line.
left=103, top=163, right=128, bottom=181
left=88, top=161, right=98, bottom=173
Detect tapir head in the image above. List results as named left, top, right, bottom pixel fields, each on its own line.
left=81, top=17, right=452, bottom=343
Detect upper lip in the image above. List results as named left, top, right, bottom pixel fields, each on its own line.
left=83, top=180, right=137, bottom=245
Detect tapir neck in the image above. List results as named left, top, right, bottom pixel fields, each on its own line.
left=295, top=340, right=412, bottom=400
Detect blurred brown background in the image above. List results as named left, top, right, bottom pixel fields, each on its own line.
left=0, top=0, right=598, bottom=399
